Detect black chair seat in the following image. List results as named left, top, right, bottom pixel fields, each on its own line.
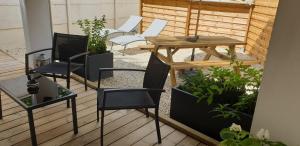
left=33, top=62, right=83, bottom=75
left=97, top=89, right=156, bottom=110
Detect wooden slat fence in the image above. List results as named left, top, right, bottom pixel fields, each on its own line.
left=140, top=0, right=279, bottom=63
left=245, top=0, right=279, bottom=63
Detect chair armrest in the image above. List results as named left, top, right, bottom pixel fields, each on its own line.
left=67, top=52, right=89, bottom=75
left=69, top=52, right=89, bottom=61
left=25, top=48, right=52, bottom=56
left=97, top=88, right=165, bottom=108
left=103, top=88, right=165, bottom=94
left=25, top=48, right=52, bottom=75
left=98, top=68, right=146, bottom=88
left=99, top=68, right=146, bottom=72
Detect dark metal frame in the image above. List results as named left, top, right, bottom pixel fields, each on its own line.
left=25, top=33, right=89, bottom=108
left=0, top=82, right=78, bottom=146
left=96, top=53, right=170, bottom=146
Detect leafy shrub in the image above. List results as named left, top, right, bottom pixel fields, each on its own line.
left=178, top=65, right=263, bottom=119
left=76, top=15, right=108, bottom=54
left=219, top=123, right=286, bottom=146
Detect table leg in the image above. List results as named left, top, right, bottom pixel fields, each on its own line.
left=28, top=110, right=38, bottom=146
left=203, top=54, right=212, bottom=61
left=228, top=45, right=240, bottom=73
left=167, top=48, right=176, bottom=86
left=0, top=90, right=2, bottom=119
left=191, top=48, right=195, bottom=61
left=153, top=45, right=160, bottom=55
left=201, top=46, right=215, bottom=61
left=71, top=98, right=78, bottom=134
left=228, top=45, right=237, bottom=61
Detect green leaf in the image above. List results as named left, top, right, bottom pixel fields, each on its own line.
left=220, top=128, right=236, bottom=140
left=220, top=139, right=240, bottom=146
left=240, top=138, right=261, bottom=146
left=207, top=95, right=213, bottom=105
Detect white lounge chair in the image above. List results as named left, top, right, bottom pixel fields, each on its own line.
left=100, top=15, right=143, bottom=36
left=109, top=19, right=168, bottom=55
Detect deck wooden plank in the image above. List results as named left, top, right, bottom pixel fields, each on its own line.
left=109, top=120, right=164, bottom=146
left=13, top=110, right=117, bottom=146
left=62, top=110, right=144, bottom=146
left=39, top=110, right=131, bottom=146
left=154, top=130, right=187, bottom=146
left=132, top=124, right=175, bottom=146
left=176, top=136, right=201, bottom=146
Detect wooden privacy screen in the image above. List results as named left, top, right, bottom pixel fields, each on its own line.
left=141, top=0, right=190, bottom=36
left=245, top=0, right=279, bottom=62
left=140, top=0, right=279, bottom=63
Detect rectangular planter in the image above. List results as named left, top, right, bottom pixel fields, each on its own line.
left=75, top=52, right=113, bottom=81
left=170, top=87, right=253, bottom=140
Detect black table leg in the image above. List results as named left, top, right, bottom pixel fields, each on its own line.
left=28, top=110, right=37, bottom=146
left=0, top=90, right=2, bottom=119
left=71, top=98, right=78, bottom=134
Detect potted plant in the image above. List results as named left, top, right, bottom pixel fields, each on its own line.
left=170, top=64, right=263, bottom=140
left=219, top=123, right=286, bottom=146
left=75, top=15, right=113, bottom=81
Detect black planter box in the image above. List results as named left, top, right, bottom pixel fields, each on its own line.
left=170, top=88, right=253, bottom=140
left=75, top=52, right=113, bottom=81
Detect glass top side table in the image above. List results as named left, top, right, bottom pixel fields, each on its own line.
left=0, top=75, right=78, bottom=146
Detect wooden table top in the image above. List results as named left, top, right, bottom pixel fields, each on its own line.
left=145, top=36, right=245, bottom=48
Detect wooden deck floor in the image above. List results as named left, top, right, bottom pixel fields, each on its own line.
left=0, top=51, right=206, bottom=146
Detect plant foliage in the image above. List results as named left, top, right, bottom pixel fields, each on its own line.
left=76, top=15, right=108, bottom=54
left=178, top=64, right=263, bottom=119
left=220, top=127, right=287, bottom=146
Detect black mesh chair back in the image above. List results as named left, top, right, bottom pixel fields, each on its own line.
left=143, top=53, right=170, bottom=105
left=52, top=33, right=89, bottom=64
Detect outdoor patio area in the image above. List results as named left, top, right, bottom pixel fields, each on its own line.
left=2, top=0, right=300, bottom=145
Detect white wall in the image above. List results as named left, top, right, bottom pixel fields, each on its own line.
left=251, top=0, right=300, bottom=145
left=0, top=0, right=139, bottom=51
left=0, top=0, right=25, bottom=50
left=66, top=0, right=139, bottom=35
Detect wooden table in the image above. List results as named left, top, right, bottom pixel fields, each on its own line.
left=145, top=36, right=259, bottom=86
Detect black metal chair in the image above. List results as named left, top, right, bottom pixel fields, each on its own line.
left=97, top=53, right=170, bottom=146
left=25, top=33, right=89, bottom=107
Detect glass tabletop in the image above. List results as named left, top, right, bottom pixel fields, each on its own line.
left=0, top=75, right=75, bottom=109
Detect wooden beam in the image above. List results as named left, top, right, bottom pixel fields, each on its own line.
left=172, top=60, right=260, bottom=70
left=139, top=0, right=143, bottom=33
left=185, top=1, right=192, bottom=36
left=194, top=2, right=201, bottom=36
left=244, top=5, right=254, bottom=49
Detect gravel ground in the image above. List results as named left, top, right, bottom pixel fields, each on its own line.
left=1, top=41, right=261, bottom=116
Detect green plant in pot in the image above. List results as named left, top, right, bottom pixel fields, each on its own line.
left=75, top=15, right=113, bottom=81
left=178, top=64, right=263, bottom=120
left=76, top=15, right=108, bottom=54
left=170, top=63, right=263, bottom=140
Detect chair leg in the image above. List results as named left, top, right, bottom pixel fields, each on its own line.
left=145, top=108, right=149, bottom=118
left=100, top=110, right=105, bottom=146
left=154, top=108, right=162, bottom=144
left=110, top=43, right=114, bottom=51
left=53, top=74, right=56, bottom=82
left=66, top=77, right=70, bottom=108
left=84, top=66, right=88, bottom=91
left=97, top=100, right=99, bottom=122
